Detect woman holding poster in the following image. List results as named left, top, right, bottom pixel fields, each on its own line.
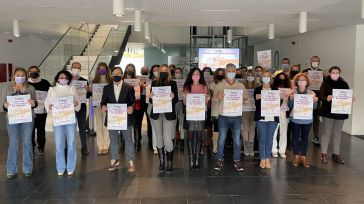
left=91, top=62, right=113, bottom=155
left=183, top=68, right=210, bottom=170
left=150, top=64, right=178, bottom=173
left=254, top=70, right=279, bottom=170
left=320, top=66, right=351, bottom=164
left=3, top=68, right=37, bottom=179
left=287, top=73, right=317, bottom=168
left=44, top=70, right=81, bottom=176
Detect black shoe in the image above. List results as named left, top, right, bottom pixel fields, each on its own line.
left=332, top=154, right=345, bottom=164
left=24, top=172, right=32, bottom=177
left=233, top=161, right=245, bottom=172
left=108, top=159, right=120, bottom=171
left=180, top=139, right=185, bottom=151
left=312, top=137, right=320, bottom=146
left=81, top=146, right=89, bottom=156
left=194, top=137, right=202, bottom=170
left=166, top=151, right=173, bottom=173
left=38, top=148, right=44, bottom=156
left=7, top=174, right=17, bottom=180
left=157, top=148, right=165, bottom=172
left=214, top=160, right=223, bottom=171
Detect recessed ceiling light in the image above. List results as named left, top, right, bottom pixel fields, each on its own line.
left=200, top=9, right=241, bottom=12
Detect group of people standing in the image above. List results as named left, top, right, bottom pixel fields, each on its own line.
left=2, top=55, right=353, bottom=179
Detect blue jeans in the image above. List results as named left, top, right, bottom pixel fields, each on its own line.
left=109, top=127, right=135, bottom=161
left=256, top=121, right=278, bottom=160
left=7, top=122, right=34, bottom=174
left=291, top=122, right=311, bottom=156
left=54, top=123, right=77, bottom=173
left=217, top=115, right=242, bottom=161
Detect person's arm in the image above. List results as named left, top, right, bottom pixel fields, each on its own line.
left=44, top=87, right=53, bottom=113
left=212, top=83, right=221, bottom=102
left=72, top=86, right=81, bottom=112
left=242, top=84, right=249, bottom=104
left=320, top=81, right=328, bottom=101
left=29, top=87, right=38, bottom=109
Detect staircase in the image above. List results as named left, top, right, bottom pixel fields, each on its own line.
left=67, top=25, right=118, bottom=79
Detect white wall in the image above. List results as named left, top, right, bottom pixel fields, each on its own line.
left=254, top=25, right=358, bottom=134
left=0, top=33, right=59, bottom=68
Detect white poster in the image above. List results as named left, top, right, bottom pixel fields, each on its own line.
left=92, top=83, right=107, bottom=107
left=242, top=89, right=256, bottom=112
left=52, top=96, right=76, bottom=126
left=107, top=103, right=127, bottom=130
left=308, top=70, right=323, bottom=91
left=152, top=86, right=172, bottom=113
left=72, top=80, right=87, bottom=103
left=186, top=94, right=205, bottom=121
left=257, top=50, right=272, bottom=70
left=223, top=89, right=243, bottom=117
left=293, top=94, right=313, bottom=120
left=261, top=90, right=280, bottom=117
left=7, top=94, right=32, bottom=124
left=34, top=91, right=48, bottom=114
left=331, top=89, right=353, bottom=114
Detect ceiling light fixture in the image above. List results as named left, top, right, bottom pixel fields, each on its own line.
left=268, top=23, right=275, bottom=40
left=200, top=9, right=240, bottom=12
left=144, top=22, right=150, bottom=39
left=227, top=29, right=232, bottom=44
left=13, top=20, right=20, bottom=37
left=134, top=9, right=142, bottom=32
left=113, top=0, right=125, bottom=17
left=299, top=11, right=307, bottom=33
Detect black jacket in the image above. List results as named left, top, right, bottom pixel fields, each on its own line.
left=320, top=76, right=349, bottom=120
left=149, top=80, right=178, bottom=120
left=100, top=82, right=135, bottom=127
left=254, top=86, right=280, bottom=122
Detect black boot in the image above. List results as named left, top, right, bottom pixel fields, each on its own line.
left=157, top=148, right=165, bottom=172
left=187, top=139, right=194, bottom=170
left=166, top=151, right=173, bottom=173
left=194, top=136, right=202, bottom=170
left=180, top=139, right=185, bottom=151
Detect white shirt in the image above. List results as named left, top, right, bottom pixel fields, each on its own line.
left=113, top=81, right=123, bottom=101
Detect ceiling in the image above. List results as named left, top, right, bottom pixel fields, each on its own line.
left=0, top=0, right=363, bottom=43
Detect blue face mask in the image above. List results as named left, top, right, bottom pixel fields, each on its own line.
left=113, top=76, right=122, bottom=82
left=282, top=64, right=290, bottom=70
left=226, top=72, right=236, bottom=79
left=262, top=77, right=271, bottom=84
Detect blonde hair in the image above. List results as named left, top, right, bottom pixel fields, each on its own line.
left=155, top=64, right=172, bottom=85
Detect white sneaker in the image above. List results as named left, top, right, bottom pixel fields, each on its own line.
left=108, top=159, right=120, bottom=171
left=279, top=153, right=286, bottom=159
left=272, top=152, right=279, bottom=158
left=57, top=172, right=64, bottom=176
left=67, top=171, right=74, bottom=176
left=153, top=149, right=158, bottom=155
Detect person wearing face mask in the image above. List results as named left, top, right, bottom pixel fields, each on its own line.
left=254, top=66, right=263, bottom=86
left=240, top=66, right=248, bottom=83
left=169, top=64, right=176, bottom=78
left=140, top=65, right=153, bottom=151
left=271, top=72, right=291, bottom=159
left=27, top=66, right=51, bottom=155
left=124, top=63, right=143, bottom=151
left=254, top=70, right=279, bottom=170
left=235, top=68, right=242, bottom=79
left=183, top=68, right=210, bottom=170
left=91, top=62, right=113, bottom=155
left=3, top=68, right=38, bottom=179
left=44, top=70, right=81, bottom=176
left=174, top=67, right=185, bottom=151
left=149, top=64, right=179, bottom=173
left=100, top=67, right=136, bottom=172
left=281, top=58, right=291, bottom=73
left=147, top=65, right=160, bottom=153
left=241, top=69, right=259, bottom=156
left=201, top=67, right=213, bottom=150
left=289, top=65, right=301, bottom=85
left=302, top=56, right=325, bottom=146
left=287, top=73, right=318, bottom=168
left=213, top=64, right=249, bottom=172
left=319, top=66, right=351, bottom=164
left=209, top=68, right=224, bottom=154
left=70, top=62, right=91, bottom=156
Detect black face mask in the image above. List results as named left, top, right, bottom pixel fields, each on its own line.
left=291, top=71, right=299, bottom=78
left=160, top=72, right=168, bottom=81
left=113, top=76, right=122, bottom=82
left=141, top=72, right=148, bottom=75
left=279, top=78, right=285, bottom=83
left=29, top=72, right=39, bottom=79
left=126, top=71, right=134, bottom=77
left=235, top=74, right=242, bottom=79
left=217, top=75, right=224, bottom=80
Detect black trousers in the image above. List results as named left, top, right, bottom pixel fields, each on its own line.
left=76, top=104, right=87, bottom=148
left=32, top=113, right=47, bottom=151
left=134, top=108, right=144, bottom=144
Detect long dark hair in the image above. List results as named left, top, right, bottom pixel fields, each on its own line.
left=53, top=70, right=72, bottom=86
left=183, top=67, right=207, bottom=93
left=273, top=72, right=290, bottom=88
left=202, top=67, right=213, bottom=76
left=124, top=63, right=136, bottom=79
left=149, top=64, right=160, bottom=80
left=92, top=62, right=112, bottom=84
left=213, top=68, right=224, bottom=84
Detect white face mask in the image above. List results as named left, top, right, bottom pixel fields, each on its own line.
left=71, top=68, right=81, bottom=76
left=262, top=77, right=270, bottom=84
left=247, top=76, right=255, bottom=82
left=311, top=62, right=319, bottom=68
left=175, top=73, right=182, bottom=79
left=153, top=71, right=159, bottom=77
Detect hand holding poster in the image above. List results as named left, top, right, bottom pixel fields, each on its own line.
left=92, top=83, right=107, bottom=107
left=52, top=96, right=76, bottom=126
left=7, top=94, right=32, bottom=124
left=72, top=80, right=87, bottom=103
left=152, top=86, right=172, bottom=113
left=331, top=89, right=353, bottom=114
left=223, top=89, right=243, bottom=116
left=175, top=79, right=185, bottom=100
left=293, top=94, right=313, bottom=120
left=186, top=94, right=205, bottom=121
left=261, top=90, right=280, bottom=117
left=107, top=103, right=127, bottom=130
left=242, top=89, right=256, bottom=112
left=308, top=71, right=323, bottom=91
left=257, top=50, right=272, bottom=70
left=34, top=91, right=48, bottom=114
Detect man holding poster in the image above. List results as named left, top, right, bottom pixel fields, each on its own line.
left=101, top=67, right=136, bottom=172
left=3, top=68, right=38, bottom=179
left=212, top=63, right=248, bottom=172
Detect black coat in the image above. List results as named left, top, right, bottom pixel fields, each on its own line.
left=149, top=80, right=178, bottom=120
left=320, top=76, right=350, bottom=120
left=100, top=82, right=136, bottom=127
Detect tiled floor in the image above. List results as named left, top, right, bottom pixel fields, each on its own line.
left=0, top=113, right=364, bottom=204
